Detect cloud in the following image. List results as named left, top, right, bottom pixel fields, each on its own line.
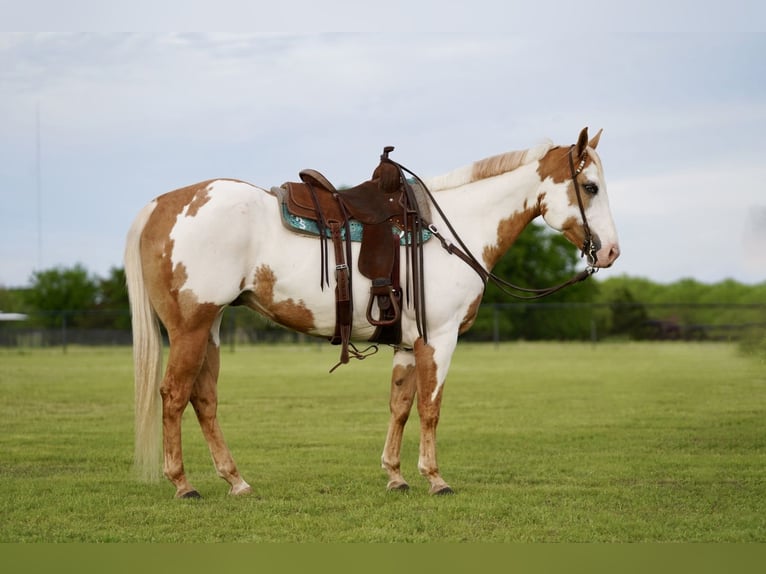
left=3, top=1, right=766, bottom=32
left=1, top=31, right=765, bottom=287
left=609, top=160, right=766, bottom=283
left=743, top=206, right=766, bottom=275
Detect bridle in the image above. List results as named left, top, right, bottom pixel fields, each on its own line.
left=387, top=144, right=600, bottom=301
left=567, top=145, right=600, bottom=268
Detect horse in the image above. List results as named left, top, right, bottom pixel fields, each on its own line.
left=124, top=127, right=620, bottom=498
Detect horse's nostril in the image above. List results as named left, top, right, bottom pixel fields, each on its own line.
left=610, top=245, right=621, bottom=262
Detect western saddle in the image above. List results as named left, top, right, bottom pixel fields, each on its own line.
left=276, top=147, right=431, bottom=368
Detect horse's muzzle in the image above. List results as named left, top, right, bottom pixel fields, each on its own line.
left=594, top=243, right=620, bottom=268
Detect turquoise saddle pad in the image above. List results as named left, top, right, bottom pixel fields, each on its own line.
left=280, top=202, right=432, bottom=245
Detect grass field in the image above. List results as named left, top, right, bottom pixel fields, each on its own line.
left=0, top=341, right=764, bottom=542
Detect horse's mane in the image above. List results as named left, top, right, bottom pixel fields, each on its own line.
left=425, top=140, right=554, bottom=191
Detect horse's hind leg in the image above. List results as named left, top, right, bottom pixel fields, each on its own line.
left=160, top=328, right=211, bottom=498
left=381, top=349, right=418, bottom=491
left=190, top=334, right=252, bottom=496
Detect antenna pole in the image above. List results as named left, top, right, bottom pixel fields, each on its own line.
left=35, top=103, right=42, bottom=272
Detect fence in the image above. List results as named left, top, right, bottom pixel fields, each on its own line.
left=1, top=302, right=764, bottom=350
left=464, top=302, right=766, bottom=343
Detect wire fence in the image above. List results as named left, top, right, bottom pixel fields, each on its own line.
left=2, top=302, right=764, bottom=351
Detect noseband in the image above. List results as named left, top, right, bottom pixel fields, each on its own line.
left=567, top=146, right=599, bottom=268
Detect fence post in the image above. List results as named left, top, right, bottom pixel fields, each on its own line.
left=61, top=310, right=68, bottom=354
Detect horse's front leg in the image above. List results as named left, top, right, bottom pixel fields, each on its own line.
left=414, top=336, right=456, bottom=495
left=381, top=349, right=418, bottom=491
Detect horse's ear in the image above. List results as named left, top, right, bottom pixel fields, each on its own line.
left=588, top=128, right=603, bottom=150
left=575, top=127, right=589, bottom=159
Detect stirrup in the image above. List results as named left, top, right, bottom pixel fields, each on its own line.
left=366, top=279, right=400, bottom=327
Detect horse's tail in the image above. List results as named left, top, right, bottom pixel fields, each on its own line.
left=124, top=202, right=163, bottom=483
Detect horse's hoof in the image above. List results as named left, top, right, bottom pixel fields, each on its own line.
left=387, top=481, right=410, bottom=492
left=179, top=489, right=202, bottom=499
left=431, top=485, right=455, bottom=496
left=229, top=482, right=252, bottom=496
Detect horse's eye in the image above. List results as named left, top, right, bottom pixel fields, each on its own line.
left=583, top=182, right=599, bottom=195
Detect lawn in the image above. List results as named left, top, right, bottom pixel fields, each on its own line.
left=0, top=341, right=764, bottom=542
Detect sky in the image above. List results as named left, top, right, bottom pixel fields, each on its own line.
left=1, top=23, right=765, bottom=288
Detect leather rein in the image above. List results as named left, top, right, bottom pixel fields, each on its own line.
left=386, top=145, right=599, bottom=301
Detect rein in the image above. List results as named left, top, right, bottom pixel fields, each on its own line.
left=386, top=145, right=598, bottom=301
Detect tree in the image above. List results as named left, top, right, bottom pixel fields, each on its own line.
left=24, top=264, right=99, bottom=328
left=0, top=287, right=27, bottom=313
left=608, top=286, right=650, bottom=339
left=91, top=266, right=131, bottom=329
left=466, top=221, right=599, bottom=340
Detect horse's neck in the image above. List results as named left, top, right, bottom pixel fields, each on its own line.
left=424, top=165, right=541, bottom=270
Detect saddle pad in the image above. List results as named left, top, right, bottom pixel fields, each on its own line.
left=280, top=202, right=432, bottom=245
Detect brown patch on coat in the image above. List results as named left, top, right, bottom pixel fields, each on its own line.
left=413, top=335, right=443, bottom=481
left=458, top=294, right=483, bottom=335
left=559, top=216, right=586, bottom=251
left=414, top=338, right=439, bottom=401
left=392, top=362, right=417, bottom=387
left=243, top=265, right=315, bottom=332
left=482, top=205, right=539, bottom=269
left=168, top=262, right=211, bottom=323
left=536, top=147, right=596, bottom=219
left=139, top=181, right=222, bottom=336
left=537, top=146, right=578, bottom=184
left=413, top=337, right=449, bottom=491
left=186, top=185, right=212, bottom=217
left=171, top=262, right=188, bottom=292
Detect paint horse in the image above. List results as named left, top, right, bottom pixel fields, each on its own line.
left=124, top=127, right=620, bottom=498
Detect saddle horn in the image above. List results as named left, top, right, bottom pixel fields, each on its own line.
left=375, top=146, right=401, bottom=194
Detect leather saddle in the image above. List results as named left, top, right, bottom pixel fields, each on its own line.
left=277, top=147, right=430, bottom=368
left=287, top=167, right=403, bottom=226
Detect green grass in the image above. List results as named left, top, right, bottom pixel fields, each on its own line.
left=0, top=342, right=764, bottom=542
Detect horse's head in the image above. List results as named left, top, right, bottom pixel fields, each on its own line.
left=537, top=127, right=620, bottom=268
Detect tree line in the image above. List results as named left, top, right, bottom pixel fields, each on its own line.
left=1, top=222, right=764, bottom=342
